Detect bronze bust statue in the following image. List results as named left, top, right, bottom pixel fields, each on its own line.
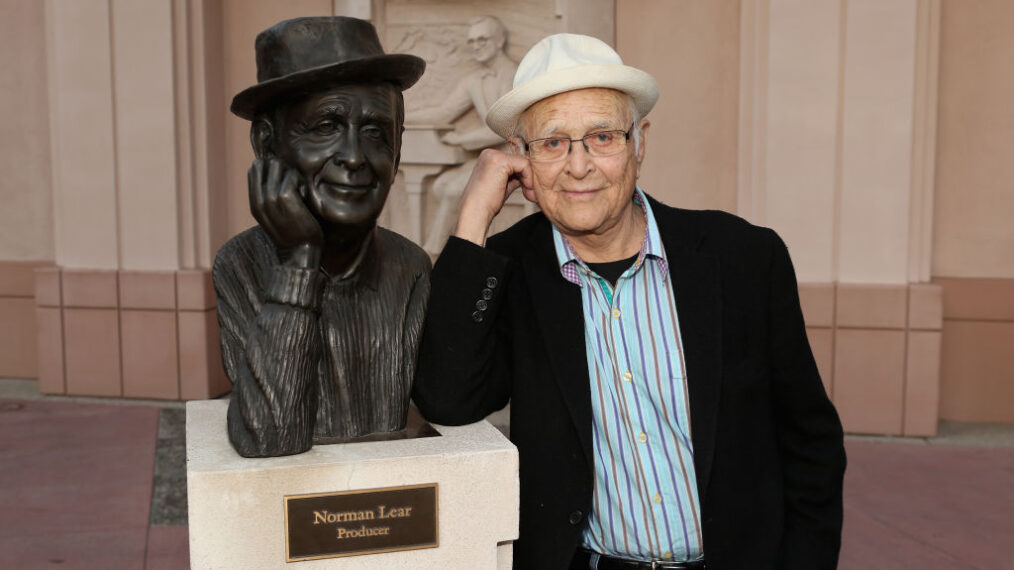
left=214, top=17, right=430, bottom=457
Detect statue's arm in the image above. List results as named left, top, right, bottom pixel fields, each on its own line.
left=442, top=123, right=504, bottom=151
left=214, top=241, right=323, bottom=457
left=403, top=260, right=432, bottom=393
left=407, top=78, right=475, bottom=125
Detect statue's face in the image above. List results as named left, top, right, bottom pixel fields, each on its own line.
left=272, top=83, right=401, bottom=234
left=467, top=21, right=502, bottom=64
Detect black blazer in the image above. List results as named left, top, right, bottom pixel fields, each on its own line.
left=413, top=196, right=846, bottom=570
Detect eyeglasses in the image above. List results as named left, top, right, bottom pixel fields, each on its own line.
left=523, top=123, right=634, bottom=163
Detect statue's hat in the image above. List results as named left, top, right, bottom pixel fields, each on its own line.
left=231, top=17, right=424, bottom=120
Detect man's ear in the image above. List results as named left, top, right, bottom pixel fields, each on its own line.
left=507, top=137, right=525, bottom=156
left=250, top=119, right=274, bottom=159
left=393, top=125, right=404, bottom=173
left=507, top=137, right=538, bottom=204
left=635, top=119, right=650, bottom=171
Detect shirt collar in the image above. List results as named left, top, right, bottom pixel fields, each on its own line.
left=324, top=227, right=382, bottom=291
left=551, top=187, right=669, bottom=286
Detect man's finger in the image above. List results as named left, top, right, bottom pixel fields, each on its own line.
left=265, top=158, right=283, bottom=200
left=500, top=155, right=535, bottom=203
left=277, top=168, right=305, bottom=215
left=515, top=160, right=534, bottom=194
left=248, top=160, right=268, bottom=225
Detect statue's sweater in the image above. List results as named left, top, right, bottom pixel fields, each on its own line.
left=212, top=225, right=431, bottom=457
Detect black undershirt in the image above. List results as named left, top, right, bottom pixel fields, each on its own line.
left=585, top=253, right=639, bottom=287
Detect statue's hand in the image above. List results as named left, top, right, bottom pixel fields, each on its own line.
left=453, top=148, right=535, bottom=247
left=248, top=158, right=323, bottom=269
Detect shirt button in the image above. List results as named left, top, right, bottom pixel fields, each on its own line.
left=623, top=371, right=632, bottom=382
left=653, top=493, right=662, bottom=504
left=663, top=551, right=672, bottom=559
left=612, top=308, right=621, bottom=319
left=481, top=287, right=493, bottom=300
left=568, top=510, right=583, bottom=525
left=471, top=310, right=484, bottom=323
left=638, top=432, right=647, bottom=443
left=486, top=276, right=498, bottom=289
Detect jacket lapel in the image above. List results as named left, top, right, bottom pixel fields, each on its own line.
left=651, top=198, right=722, bottom=502
left=522, top=220, right=594, bottom=469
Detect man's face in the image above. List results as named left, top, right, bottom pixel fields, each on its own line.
left=467, top=21, right=501, bottom=64
left=516, top=88, right=647, bottom=240
left=272, top=83, right=400, bottom=235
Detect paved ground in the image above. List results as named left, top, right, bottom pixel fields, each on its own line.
left=1, top=378, right=1012, bottom=569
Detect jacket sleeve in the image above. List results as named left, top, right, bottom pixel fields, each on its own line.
left=213, top=244, right=322, bottom=457
left=765, top=229, right=847, bottom=569
left=413, top=236, right=513, bottom=425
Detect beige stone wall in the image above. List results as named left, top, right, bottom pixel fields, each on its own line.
left=933, top=0, right=1014, bottom=279
left=0, top=0, right=53, bottom=262
left=758, top=0, right=841, bottom=283
left=46, top=0, right=120, bottom=270
left=726, top=0, right=945, bottom=434
left=3, top=0, right=237, bottom=395
left=936, top=278, right=1014, bottom=423
left=932, top=0, right=1014, bottom=422
left=616, top=0, right=741, bottom=214
left=798, top=282, right=942, bottom=436
left=738, top=0, right=936, bottom=286
left=112, top=0, right=180, bottom=270
left=0, top=0, right=1009, bottom=424
left=0, top=2, right=56, bottom=378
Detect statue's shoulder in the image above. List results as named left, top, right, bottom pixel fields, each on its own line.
left=212, top=226, right=275, bottom=285
left=376, top=227, right=432, bottom=273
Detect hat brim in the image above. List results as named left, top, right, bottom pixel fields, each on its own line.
left=230, top=54, right=425, bottom=120
left=485, top=63, right=659, bottom=138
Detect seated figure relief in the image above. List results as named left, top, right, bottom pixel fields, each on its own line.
left=404, top=16, right=519, bottom=255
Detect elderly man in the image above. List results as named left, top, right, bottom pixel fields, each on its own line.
left=214, top=17, right=430, bottom=457
left=413, top=34, right=846, bottom=570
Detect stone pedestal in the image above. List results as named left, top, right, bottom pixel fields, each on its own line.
left=186, top=400, right=518, bottom=569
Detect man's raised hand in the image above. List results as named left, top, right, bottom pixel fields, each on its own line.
left=248, top=158, right=324, bottom=269
left=453, top=148, right=535, bottom=246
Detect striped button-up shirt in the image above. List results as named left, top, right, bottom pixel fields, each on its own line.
left=552, top=189, right=703, bottom=562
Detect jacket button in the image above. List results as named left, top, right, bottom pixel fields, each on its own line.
left=476, top=299, right=488, bottom=311
left=568, top=510, right=583, bottom=525
left=486, top=276, right=498, bottom=289
left=471, top=310, right=484, bottom=323
left=481, top=287, right=493, bottom=300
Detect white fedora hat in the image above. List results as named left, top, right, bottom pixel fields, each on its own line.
left=485, top=33, right=659, bottom=138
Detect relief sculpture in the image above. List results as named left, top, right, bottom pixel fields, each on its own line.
left=401, top=16, right=519, bottom=255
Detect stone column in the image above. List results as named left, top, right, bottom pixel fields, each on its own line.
left=737, top=0, right=943, bottom=436
left=33, top=0, right=231, bottom=400
left=0, top=0, right=53, bottom=379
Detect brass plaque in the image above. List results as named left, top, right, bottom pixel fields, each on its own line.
left=284, top=484, right=438, bottom=562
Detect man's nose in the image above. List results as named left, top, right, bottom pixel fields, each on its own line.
left=564, top=139, right=594, bottom=177
left=333, top=131, right=365, bottom=170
